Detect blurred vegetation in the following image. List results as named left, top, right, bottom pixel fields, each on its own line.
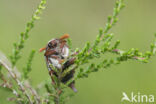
left=0, top=0, right=156, bottom=104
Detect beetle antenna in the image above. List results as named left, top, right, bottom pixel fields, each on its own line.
left=60, top=34, right=69, bottom=40
left=39, top=47, right=46, bottom=52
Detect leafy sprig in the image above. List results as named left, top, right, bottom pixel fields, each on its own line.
left=10, top=0, right=47, bottom=66
left=64, top=0, right=156, bottom=85
left=23, top=50, right=36, bottom=79
left=1, top=0, right=47, bottom=104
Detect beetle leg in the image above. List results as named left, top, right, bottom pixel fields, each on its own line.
left=44, top=50, right=57, bottom=57
left=62, top=58, right=76, bottom=71
left=50, top=55, right=59, bottom=59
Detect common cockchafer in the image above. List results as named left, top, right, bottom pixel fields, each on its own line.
left=40, top=34, right=77, bottom=92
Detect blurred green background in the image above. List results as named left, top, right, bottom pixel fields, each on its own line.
left=0, top=0, right=156, bottom=104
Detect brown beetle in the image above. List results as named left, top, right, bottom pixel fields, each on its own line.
left=40, top=34, right=77, bottom=92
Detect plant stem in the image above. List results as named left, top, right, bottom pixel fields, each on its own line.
left=54, top=69, right=62, bottom=104
left=0, top=59, right=33, bottom=104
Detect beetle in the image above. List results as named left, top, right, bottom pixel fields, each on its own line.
left=40, top=34, right=77, bottom=92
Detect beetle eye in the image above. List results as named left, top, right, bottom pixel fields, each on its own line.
left=48, top=43, right=52, bottom=48
left=48, top=42, right=57, bottom=48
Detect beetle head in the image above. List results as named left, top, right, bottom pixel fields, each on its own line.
left=39, top=34, right=69, bottom=52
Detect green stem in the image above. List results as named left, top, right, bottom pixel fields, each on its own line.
left=53, top=68, right=62, bottom=104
